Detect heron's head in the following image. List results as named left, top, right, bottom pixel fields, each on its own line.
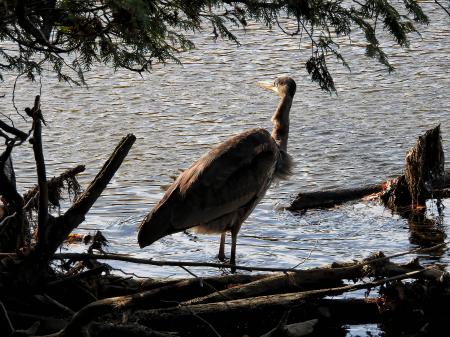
left=257, top=76, right=296, bottom=98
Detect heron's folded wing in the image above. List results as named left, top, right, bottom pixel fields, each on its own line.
left=167, top=128, right=278, bottom=229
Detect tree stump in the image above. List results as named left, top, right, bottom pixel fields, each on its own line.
left=381, top=125, right=445, bottom=210
left=404, top=125, right=445, bottom=207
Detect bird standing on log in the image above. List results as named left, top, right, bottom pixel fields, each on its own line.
left=138, top=76, right=297, bottom=270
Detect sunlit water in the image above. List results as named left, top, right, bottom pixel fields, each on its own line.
left=1, top=2, right=449, bottom=335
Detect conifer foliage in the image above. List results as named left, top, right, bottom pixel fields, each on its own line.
left=0, top=0, right=433, bottom=91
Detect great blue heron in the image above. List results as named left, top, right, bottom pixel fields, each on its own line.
left=138, top=76, right=296, bottom=270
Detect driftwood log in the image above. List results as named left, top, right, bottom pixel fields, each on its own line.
left=288, top=125, right=448, bottom=212
left=1, top=243, right=444, bottom=336
left=38, top=248, right=448, bottom=337
left=287, top=184, right=383, bottom=212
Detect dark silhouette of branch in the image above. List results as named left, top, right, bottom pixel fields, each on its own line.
left=22, top=164, right=85, bottom=211
left=435, top=0, right=450, bottom=17
left=29, top=96, right=49, bottom=252
left=43, top=240, right=449, bottom=274
left=0, top=120, right=28, bottom=140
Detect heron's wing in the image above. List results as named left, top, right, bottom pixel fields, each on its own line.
left=176, top=128, right=279, bottom=223
left=138, top=128, right=279, bottom=246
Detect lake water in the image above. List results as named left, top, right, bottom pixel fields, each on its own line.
left=1, top=2, right=449, bottom=335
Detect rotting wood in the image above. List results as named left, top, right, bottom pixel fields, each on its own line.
left=0, top=247, right=447, bottom=337
left=288, top=170, right=450, bottom=212
left=58, top=273, right=271, bottom=336
left=131, top=268, right=446, bottom=337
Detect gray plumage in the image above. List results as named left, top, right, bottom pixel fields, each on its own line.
left=138, top=76, right=297, bottom=268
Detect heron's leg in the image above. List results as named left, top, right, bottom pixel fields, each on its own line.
left=230, top=227, right=238, bottom=273
left=218, top=232, right=226, bottom=261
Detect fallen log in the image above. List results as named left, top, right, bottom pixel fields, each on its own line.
left=132, top=298, right=379, bottom=337
left=50, top=249, right=447, bottom=337
left=131, top=268, right=447, bottom=337
left=288, top=125, right=448, bottom=212
left=184, top=256, right=445, bottom=305
left=288, top=170, right=450, bottom=212
left=287, top=184, right=382, bottom=212
left=56, top=273, right=271, bottom=336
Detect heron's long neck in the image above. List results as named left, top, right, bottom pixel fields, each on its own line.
left=271, top=94, right=292, bottom=152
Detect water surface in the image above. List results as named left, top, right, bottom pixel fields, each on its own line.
left=0, top=0, right=449, bottom=307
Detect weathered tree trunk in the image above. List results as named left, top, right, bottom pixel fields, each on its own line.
left=382, top=125, right=445, bottom=210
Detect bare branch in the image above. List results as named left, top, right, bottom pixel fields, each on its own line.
left=22, top=164, right=85, bottom=211
left=29, top=95, right=49, bottom=252
left=0, top=120, right=28, bottom=140
left=42, top=240, right=449, bottom=274
left=435, top=0, right=450, bottom=17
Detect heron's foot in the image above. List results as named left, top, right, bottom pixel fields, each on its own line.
left=230, top=257, right=236, bottom=273
left=217, top=252, right=226, bottom=262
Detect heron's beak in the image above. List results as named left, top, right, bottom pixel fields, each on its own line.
left=257, top=81, right=279, bottom=94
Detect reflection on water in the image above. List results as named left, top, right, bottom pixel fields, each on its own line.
left=406, top=201, right=447, bottom=250
left=0, top=0, right=449, bottom=302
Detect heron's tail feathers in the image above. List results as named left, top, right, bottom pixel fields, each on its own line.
left=274, top=150, right=294, bottom=181
left=137, top=208, right=176, bottom=248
